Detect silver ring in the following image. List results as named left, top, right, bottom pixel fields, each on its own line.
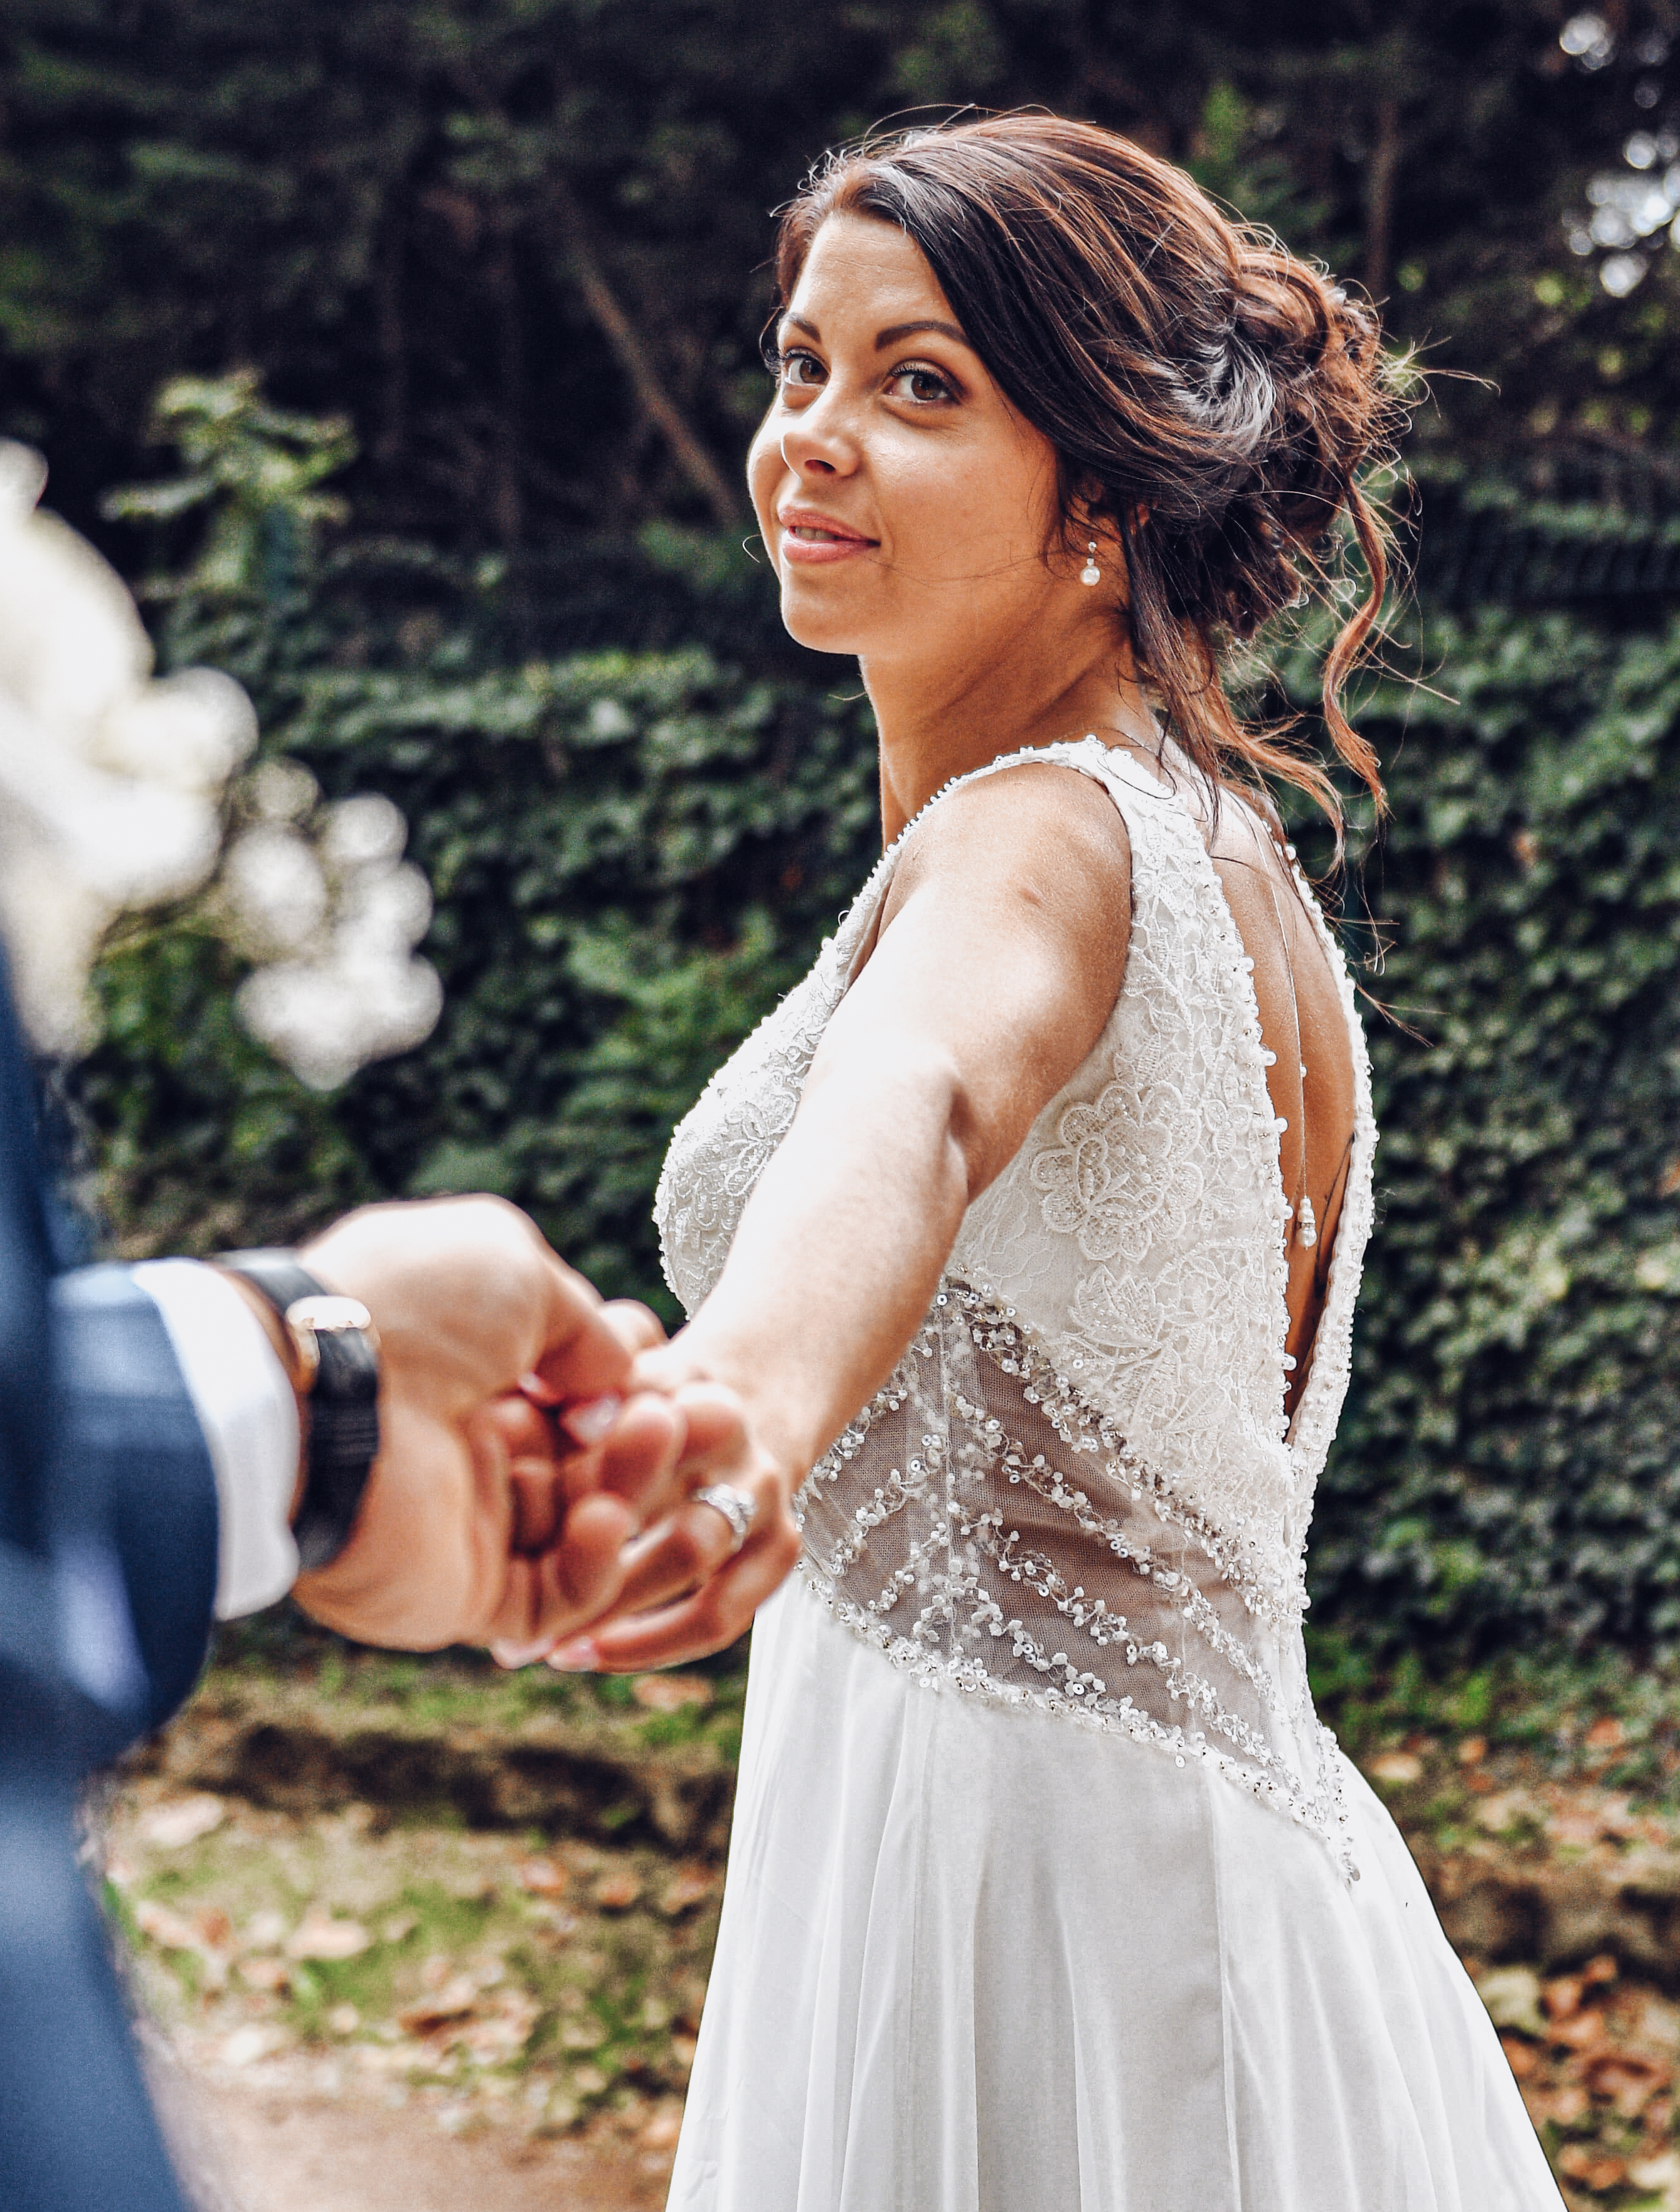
left=692, top=1482, right=756, bottom=1555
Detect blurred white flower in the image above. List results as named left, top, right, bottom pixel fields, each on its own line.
left=0, top=439, right=442, bottom=1087
left=229, top=799, right=440, bottom=1091
left=247, top=758, right=320, bottom=822
left=1560, top=12, right=1614, bottom=68
left=223, top=824, right=331, bottom=955
left=0, top=440, right=253, bottom=1053
left=1600, top=252, right=1649, bottom=297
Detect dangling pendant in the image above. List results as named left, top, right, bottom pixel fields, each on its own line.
left=1080, top=540, right=1101, bottom=587
left=1297, top=1194, right=1318, bottom=1250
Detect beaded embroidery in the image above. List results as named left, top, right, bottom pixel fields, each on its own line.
left=656, top=735, right=1378, bottom=1880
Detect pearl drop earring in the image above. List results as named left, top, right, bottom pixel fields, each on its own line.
left=1080, top=541, right=1102, bottom=587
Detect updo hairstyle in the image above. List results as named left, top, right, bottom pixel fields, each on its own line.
left=773, top=114, right=1408, bottom=835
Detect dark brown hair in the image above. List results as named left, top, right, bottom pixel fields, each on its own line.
left=773, top=114, right=1408, bottom=835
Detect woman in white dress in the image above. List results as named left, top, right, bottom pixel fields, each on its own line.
left=542, top=115, right=1563, bottom=2209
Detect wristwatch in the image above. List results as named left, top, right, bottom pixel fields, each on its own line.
left=215, top=1248, right=382, bottom=1573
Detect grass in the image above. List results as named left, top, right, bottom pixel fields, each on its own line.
left=1307, top=1629, right=1680, bottom=1809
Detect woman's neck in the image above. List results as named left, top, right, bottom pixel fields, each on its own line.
left=860, top=632, right=1160, bottom=846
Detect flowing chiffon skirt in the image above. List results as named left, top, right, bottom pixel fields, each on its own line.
left=667, top=1581, right=1563, bottom=2212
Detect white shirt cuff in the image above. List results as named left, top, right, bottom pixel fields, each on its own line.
left=131, top=1259, right=302, bottom=1619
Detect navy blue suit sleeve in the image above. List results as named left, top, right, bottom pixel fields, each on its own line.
left=50, top=1267, right=220, bottom=1741
left=0, top=947, right=218, bottom=2209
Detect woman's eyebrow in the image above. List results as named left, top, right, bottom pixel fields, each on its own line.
left=781, top=312, right=820, bottom=339
left=874, top=318, right=969, bottom=349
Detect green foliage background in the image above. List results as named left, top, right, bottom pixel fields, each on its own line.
left=75, top=416, right=1680, bottom=1657
left=11, top=3, right=1680, bottom=1657
left=6, top=0, right=1680, bottom=550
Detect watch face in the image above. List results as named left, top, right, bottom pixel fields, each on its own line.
left=285, top=1294, right=374, bottom=1336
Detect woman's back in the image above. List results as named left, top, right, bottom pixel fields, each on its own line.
left=657, top=740, right=1560, bottom=2212
left=659, top=734, right=1375, bottom=1873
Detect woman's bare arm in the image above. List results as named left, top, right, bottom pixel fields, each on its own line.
left=553, top=761, right=1132, bottom=1671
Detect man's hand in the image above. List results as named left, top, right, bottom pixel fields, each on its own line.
left=257, top=1196, right=742, bottom=1651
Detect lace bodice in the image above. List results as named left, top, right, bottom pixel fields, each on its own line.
left=656, top=736, right=1377, bottom=1876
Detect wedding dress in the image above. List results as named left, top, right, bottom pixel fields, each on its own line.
left=654, top=735, right=1562, bottom=2211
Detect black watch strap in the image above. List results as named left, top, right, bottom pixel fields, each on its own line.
left=216, top=1248, right=381, bottom=1573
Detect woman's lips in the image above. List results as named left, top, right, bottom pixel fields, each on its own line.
left=778, top=511, right=877, bottom=566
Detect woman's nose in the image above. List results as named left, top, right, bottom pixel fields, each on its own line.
left=778, top=412, right=856, bottom=479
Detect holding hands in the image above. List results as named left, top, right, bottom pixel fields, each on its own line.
left=542, top=1332, right=801, bottom=1676
left=220, top=1195, right=779, bottom=1659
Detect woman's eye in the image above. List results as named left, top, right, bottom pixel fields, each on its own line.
left=778, top=349, right=826, bottom=390
left=886, top=363, right=955, bottom=405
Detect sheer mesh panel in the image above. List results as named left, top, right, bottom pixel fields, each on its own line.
left=799, top=1288, right=1354, bottom=1878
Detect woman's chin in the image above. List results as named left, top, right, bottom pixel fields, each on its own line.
left=777, top=582, right=867, bottom=657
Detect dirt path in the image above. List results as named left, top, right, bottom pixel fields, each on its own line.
left=180, top=2079, right=665, bottom=2212
left=113, top=1658, right=1680, bottom=2208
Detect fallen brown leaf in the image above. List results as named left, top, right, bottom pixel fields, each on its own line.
left=593, top=1871, right=642, bottom=1912
left=1543, top=1976, right=1585, bottom=2023
left=1546, top=1806, right=1611, bottom=1850
left=137, top=1794, right=225, bottom=1849
left=1531, top=2084, right=1590, bottom=2126
left=193, top=1906, right=233, bottom=1952
left=458, top=1992, right=540, bottom=2062
left=1556, top=2142, right=1626, bottom=2191
left=1368, top=1751, right=1422, bottom=1785
left=641, top=2103, right=684, bottom=2152
left=287, top=1909, right=371, bottom=1962
left=516, top=1858, right=568, bottom=1896
left=220, top=2023, right=287, bottom=2070
left=1583, top=2050, right=1669, bottom=2120
left=237, top=1957, right=290, bottom=1994
left=396, top=1975, right=479, bottom=2035
left=134, top=1900, right=203, bottom=1953
left=1456, top=1736, right=1487, bottom=1767
left=632, top=1674, right=713, bottom=1713
left=659, top=1864, right=716, bottom=1918
left=1549, top=2007, right=1606, bottom=2051
left=1476, top=1790, right=1538, bottom=1836
left=1583, top=1716, right=1625, bottom=1753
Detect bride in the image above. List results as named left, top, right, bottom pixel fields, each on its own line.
left=541, top=114, right=1563, bottom=2210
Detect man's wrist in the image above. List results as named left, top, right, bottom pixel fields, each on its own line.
left=213, top=1268, right=310, bottom=1520
left=215, top=1252, right=381, bottom=1571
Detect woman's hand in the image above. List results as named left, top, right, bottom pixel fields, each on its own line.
left=541, top=1339, right=803, bottom=1673
left=279, top=1197, right=750, bottom=1653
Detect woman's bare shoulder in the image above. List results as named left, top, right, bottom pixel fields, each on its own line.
left=888, top=755, right=1132, bottom=928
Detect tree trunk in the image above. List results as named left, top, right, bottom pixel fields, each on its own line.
left=1364, top=95, right=1402, bottom=304
left=547, top=175, right=743, bottom=529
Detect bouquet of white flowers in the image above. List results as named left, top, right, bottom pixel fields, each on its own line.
left=0, top=440, right=440, bottom=1087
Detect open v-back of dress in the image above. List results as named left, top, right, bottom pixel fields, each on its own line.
left=654, top=736, right=1561, bottom=2211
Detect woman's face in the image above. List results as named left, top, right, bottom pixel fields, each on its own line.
left=748, top=213, right=1102, bottom=675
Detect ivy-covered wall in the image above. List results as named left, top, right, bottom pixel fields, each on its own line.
left=1295, top=610, right=1680, bottom=1654
left=80, top=538, right=881, bottom=1297
left=78, top=531, right=1680, bottom=1657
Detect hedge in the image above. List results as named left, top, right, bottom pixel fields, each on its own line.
left=75, top=527, right=1680, bottom=1657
